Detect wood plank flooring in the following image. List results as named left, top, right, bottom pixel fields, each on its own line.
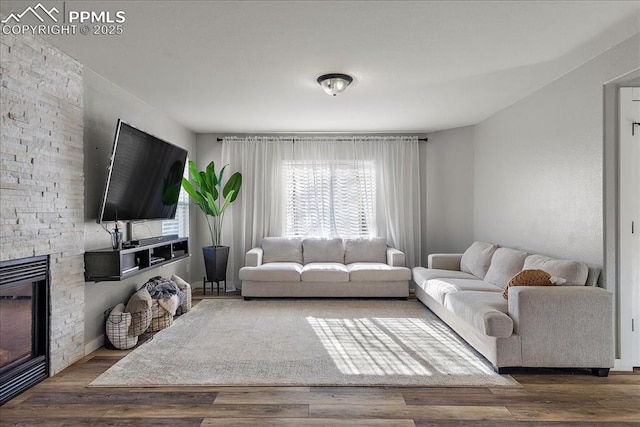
left=1, top=292, right=639, bottom=426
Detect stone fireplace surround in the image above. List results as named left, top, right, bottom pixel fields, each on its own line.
left=1, top=32, right=85, bottom=375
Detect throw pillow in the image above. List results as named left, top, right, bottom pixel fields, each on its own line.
left=125, top=287, right=152, bottom=337
left=125, top=287, right=152, bottom=313
left=106, top=303, right=138, bottom=350
left=460, top=241, right=498, bottom=279
left=503, top=269, right=566, bottom=299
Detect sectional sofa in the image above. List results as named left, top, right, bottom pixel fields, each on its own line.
left=239, top=237, right=411, bottom=298
left=412, top=241, right=614, bottom=376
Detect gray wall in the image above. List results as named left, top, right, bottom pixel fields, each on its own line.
left=473, top=34, right=640, bottom=268
left=421, top=127, right=475, bottom=263
left=191, top=134, right=223, bottom=286
left=83, top=68, right=196, bottom=348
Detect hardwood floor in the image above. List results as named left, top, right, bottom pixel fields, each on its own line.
left=1, top=293, right=639, bottom=426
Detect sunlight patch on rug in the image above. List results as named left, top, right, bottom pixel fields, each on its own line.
left=307, top=316, right=492, bottom=376
left=90, top=299, right=519, bottom=388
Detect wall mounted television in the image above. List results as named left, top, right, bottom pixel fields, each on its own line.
left=97, top=120, right=188, bottom=224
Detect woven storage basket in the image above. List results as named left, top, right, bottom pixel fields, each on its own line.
left=176, top=289, right=191, bottom=316
left=183, top=286, right=192, bottom=312
left=150, top=299, right=173, bottom=331
left=104, top=305, right=138, bottom=350
left=172, top=275, right=192, bottom=316
left=151, top=311, right=173, bottom=331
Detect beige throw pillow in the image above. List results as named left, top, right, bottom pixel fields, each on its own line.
left=125, top=287, right=152, bottom=336
left=503, top=269, right=566, bottom=299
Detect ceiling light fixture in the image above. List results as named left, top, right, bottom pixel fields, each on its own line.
left=317, top=73, right=353, bottom=96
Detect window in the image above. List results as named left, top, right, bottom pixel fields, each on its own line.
left=162, top=161, right=189, bottom=238
left=284, top=160, right=376, bottom=238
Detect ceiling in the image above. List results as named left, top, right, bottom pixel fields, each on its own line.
left=2, top=1, right=639, bottom=133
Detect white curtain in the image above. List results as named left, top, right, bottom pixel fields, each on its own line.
left=294, top=136, right=421, bottom=268
left=223, top=135, right=421, bottom=287
left=222, top=137, right=293, bottom=288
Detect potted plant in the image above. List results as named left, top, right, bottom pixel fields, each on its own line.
left=182, top=160, right=242, bottom=292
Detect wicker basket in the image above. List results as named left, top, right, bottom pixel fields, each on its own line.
left=151, top=312, right=173, bottom=331
left=149, top=299, right=173, bottom=331
left=183, top=286, right=192, bottom=312
left=173, top=276, right=192, bottom=316
left=104, top=305, right=139, bottom=350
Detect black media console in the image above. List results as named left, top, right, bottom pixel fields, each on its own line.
left=84, top=237, right=189, bottom=282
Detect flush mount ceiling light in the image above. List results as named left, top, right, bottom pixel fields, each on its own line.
left=317, top=73, right=353, bottom=96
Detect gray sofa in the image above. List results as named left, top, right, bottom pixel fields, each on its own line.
left=240, top=237, right=411, bottom=298
left=412, top=241, right=614, bottom=376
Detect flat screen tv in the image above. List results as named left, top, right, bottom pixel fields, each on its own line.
left=98, top=120, right=188, bottom=223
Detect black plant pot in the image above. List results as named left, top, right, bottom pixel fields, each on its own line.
left=203, top=246, right=229, bottom=294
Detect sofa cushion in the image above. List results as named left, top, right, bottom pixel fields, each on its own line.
left=460, top=241, right=498, bottom=279
left=344, top=238, right=387, bottom=264
left=419, top=278, right=503, bottom=305
left=444, top=291, right=513, bottom=338
left=412, top=267, right=477, bottom=287
left=347, top=263, right=411, bottom=282
left=484, top=247, right=529, bottom=287
left=239, top=262, right=303, bottom=282
left=262, top=237, right=303, bottom=264
left=303, top=238, right=344, bottom=264
left=523, top=254, right=589, bottom=286
left=301, top=263, right=349, bottom=282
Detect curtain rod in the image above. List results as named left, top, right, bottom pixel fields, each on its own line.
left=216, top=137, right=428, bottom=142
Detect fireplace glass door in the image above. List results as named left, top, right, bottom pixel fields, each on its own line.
left=0, top=255, right=49, bottom=405
left=0, top=282, right=35, bottom=373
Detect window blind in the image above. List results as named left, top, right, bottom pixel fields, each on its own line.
left=162, top=160, right=189, bottom=237
left=284, top=160, right=376, bottom=238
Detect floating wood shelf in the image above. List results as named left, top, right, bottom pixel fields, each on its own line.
left=84, top=237, right=189, bottom=282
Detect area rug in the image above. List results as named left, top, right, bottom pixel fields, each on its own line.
left=90, top=299, right=519, bottom=387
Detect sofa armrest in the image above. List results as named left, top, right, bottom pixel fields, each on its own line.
left=427, top=253, right=463, bottom=270
left=509, top=286, right=614, bottom=368
left=245, top=247, right=263, bottom=267
left=386, top=248, right=406, bottom=267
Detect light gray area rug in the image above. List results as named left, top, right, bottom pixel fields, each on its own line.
left=90, top=299, right=519, bottom=387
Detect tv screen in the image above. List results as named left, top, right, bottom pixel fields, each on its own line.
left=98, top=120, right=188, bottom=223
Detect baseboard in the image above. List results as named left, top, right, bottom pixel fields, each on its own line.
left=613, top=359, right=635, bottom=372
left=85, top=334, right=104, bottom=355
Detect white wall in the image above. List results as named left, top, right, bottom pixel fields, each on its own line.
left=83, top=68, right=197, bottom=349
left=473, top=34, right=640, bottom=268
left=421, top=127, right=475, bottom=262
